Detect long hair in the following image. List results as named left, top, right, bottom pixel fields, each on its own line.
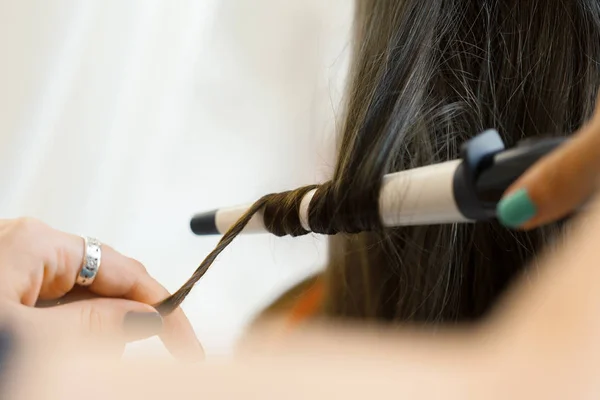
left=322, top=0, right=600, bottom=323
left=155, top=0, right=600, bottom=325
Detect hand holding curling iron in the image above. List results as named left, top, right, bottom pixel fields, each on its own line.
left=497, top=92, right=600, bottom=230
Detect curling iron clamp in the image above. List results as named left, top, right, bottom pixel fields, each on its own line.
left=190, top=129, right=568, bottom=236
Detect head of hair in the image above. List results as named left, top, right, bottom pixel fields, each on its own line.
left=156, top=0, right=600, bottom=325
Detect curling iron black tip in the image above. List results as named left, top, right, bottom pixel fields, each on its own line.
left=190, top=210, right=219, bottom=235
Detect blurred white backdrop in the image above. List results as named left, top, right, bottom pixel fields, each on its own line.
left=0, top=1, right=353, bottom=355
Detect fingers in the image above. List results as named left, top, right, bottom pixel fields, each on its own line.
left=496, top=95, right=600, bottom=230
left=0, top=220, right=203, bottom=361
left=38, top=298, right=161, bottom=339
left=47, top=232, right=204, bottom=361
left=116, top=269, right=204, bottom=361
left=35, top=230, right=152, bottom=300
left=20, top=298, right=163, bottom=358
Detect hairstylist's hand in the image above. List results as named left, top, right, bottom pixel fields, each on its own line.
left=496, top=92, right=600, bottom=230
left=0, top=217, right=203, bottom=360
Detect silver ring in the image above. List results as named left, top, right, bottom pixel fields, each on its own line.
left=76, top=236, right=102, bottom=286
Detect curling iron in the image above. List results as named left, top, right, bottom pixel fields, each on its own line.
left=190, top=129, right=568, bottom=235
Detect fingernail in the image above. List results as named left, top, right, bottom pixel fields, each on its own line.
left=497, top=188, right=538, bottom=227
left=122, top=312, right=163, bottom=339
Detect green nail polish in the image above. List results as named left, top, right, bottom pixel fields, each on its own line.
left=497, top=188, right=537, bottom=227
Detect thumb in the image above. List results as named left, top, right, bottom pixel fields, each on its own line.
left=496, top=104, right=600, bottom=230
left=30, top=298, right=163, bottom=343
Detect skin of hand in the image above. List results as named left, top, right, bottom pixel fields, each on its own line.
left=0, top=217, right=203, bottom=361
left=4, top=194, right=600, bottom=399
left=497, top=91, right=600, bottom=229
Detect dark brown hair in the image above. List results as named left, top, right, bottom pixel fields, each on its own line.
left=156, top=0, right=600, bottom=325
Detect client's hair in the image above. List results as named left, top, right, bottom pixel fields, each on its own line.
left=156, top=0, right=600, bottom=324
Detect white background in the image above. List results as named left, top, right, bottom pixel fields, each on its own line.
left=0, top=1, right=352, bottom=355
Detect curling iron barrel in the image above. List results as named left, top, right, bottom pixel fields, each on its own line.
left=190, top=129, right=567, bottom=235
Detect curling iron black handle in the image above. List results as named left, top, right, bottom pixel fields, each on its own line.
left=475, top=136, right=568, bottom=204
